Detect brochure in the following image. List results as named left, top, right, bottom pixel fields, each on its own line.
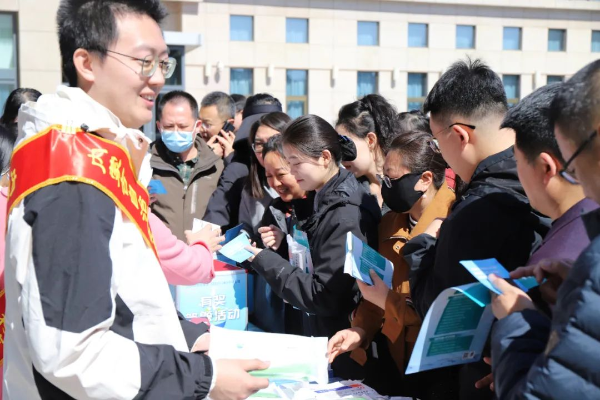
left=209, top=326, right=329, bottom=385
left=343, top=232, right=394, bottom=288
left=406, top=258, right=540, bottom=374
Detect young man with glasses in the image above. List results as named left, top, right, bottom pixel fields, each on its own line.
left=150, top=91, right=224, bottom=241
left=486, top=59, right=600, bottom=400
left=403, top=58, right=549, bottom=400
left=2, top=1, right=269, bottom=399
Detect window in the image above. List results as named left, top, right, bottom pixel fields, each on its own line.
left=548, top=29, right=566, bottom=52
left=456, top=25, right=475, bottom=49
left=547, top=75, right=564, bottom=84
left=0, top=13, right=17, bottom=109
left=357, top=72, right=378, bottom=97
left=230, top=15, right=253, bottom=42
left=503, top=27, right=522, bottom=50
left=357, top=21, right=379, bottom=46
left=408, top=23, right=428, bottom=48
left=230, top=68, right=253, bottom=96
left=592, top=30, right=600, bottom=52
left=407, top=73, right=427, bottom=111
left=286, top=70, right=308, bottom=119
left=503, top=75, right=520, bottom=107
left=286, top=18, right=308, bottom=43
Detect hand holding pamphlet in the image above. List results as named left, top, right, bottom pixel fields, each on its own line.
left=209, top=326, right=329, bottom=385
left=406, top=258, right=540, bottom=374
left=343, top=232, right=394, bottom=288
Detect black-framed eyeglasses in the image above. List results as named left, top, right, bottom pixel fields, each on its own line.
left=105, top=50, right=177, bottom=79
left=559, top=129, right=597, bottom=184
left=432, top=122, right=476, bottom=154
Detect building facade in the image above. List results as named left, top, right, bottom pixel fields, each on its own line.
left=1, top=0, right=600, bottom=138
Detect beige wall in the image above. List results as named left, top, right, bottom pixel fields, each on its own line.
left=1, top=0, right=600, bottom=124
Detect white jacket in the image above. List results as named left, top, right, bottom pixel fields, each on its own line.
left=3, top=87, right=213, bottom=399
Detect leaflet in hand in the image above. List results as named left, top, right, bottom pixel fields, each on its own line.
left=209, top=326, right=329, bottom=384
left=343, top=232, right=394, bottom=288
left=406, top=258, right=540, bottom=374
left=217, top=225, right=254, bottom=264
left=287, top=225, right=314, bottom=274
left=192, top=218, right=221, bottom=233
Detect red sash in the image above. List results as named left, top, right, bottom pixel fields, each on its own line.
left=7, top=124, right=158, bottom=259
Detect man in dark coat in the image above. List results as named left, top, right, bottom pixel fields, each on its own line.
left=202, top=93, right=283, bottom=230
left=489, top=59, right=600, bottom=400
left=403, top=58, right=549, bottom=399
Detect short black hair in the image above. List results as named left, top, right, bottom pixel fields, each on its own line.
left=230, top=94, right=247, bottom=113
left=245, top=93, right=282, bottom=110
left=157, top=90, right=199, bottom=120
left=57, top=0, right=167, bottom=87
left=550, top=59, right=600, bottom=145
left=0, top=88, right=41, bottom=127
left=501, top=83, right=564, bottom=164
left=424, top=58, right=508, bottom=122
left=200, top=91, right=235, bottom=120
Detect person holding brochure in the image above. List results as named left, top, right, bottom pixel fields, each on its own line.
left=487, top=60, right=600, bottom=400
left=253, top=134, right=311, bottom=334
left=2, top=1, right=269, bottom=398
left=247, top=115, right=381, bottom=379
left=402, top=58, right=549, bottom=399
left=328, top=130, right=456, bottom=398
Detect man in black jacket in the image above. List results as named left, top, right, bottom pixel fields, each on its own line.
left=202, top=93, right=283, bottom=229
left=403, top=58, right=549, bottom=400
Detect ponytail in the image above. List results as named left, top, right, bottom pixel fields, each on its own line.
left=282, top=115, right=357, bottom=165
left=336, top=94, right=399, bottom=153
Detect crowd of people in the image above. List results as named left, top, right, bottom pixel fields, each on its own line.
left=1, top=0, right=600, bottom=399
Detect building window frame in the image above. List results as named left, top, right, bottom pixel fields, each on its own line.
left=408, top=23, right=428, bottom=48
left=357, top=21, right=379, bottom=46
left=592, top=30, right=600, bottom=52
left=230, top=15, right=254, bottom=42
left=503, top=74, right=521, bottom=108
left=286, top=18, right=309, bottom=44
left=230, top=68, right=254, bottom=96
left=456, top=25, right=476, bottom=49
left=0, top=12, right=18, bottom=109
left=286, top=69, right=308, bottom=119
left=407, top=73, right=427, bottom=111
left=548, top=28, right=566, bottom=52
left=357, top=71, right=378, bottom=97
left=547, top=75, right=564, bottom=84
left=503, top=27, right=522, bottom=51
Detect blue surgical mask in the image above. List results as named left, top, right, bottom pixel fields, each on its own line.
left=161, top=128, right=196, bottom=153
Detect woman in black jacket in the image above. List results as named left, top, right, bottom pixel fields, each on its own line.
left=248, top=115, right=381, bottom=378
left=251, top=135, right=312, bottom=334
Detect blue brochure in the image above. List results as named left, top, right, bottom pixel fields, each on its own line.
left=406, top=258, right=540, bottom=374
left=218, top=230, right=254, bottom=264
left=217, top=224, right=247, bottom=266
left=148, top=179, right=167, bottom=195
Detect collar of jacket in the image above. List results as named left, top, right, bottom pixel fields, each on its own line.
left=381, top=183, right=456, bottom=242
left=150, top=135, right=220, bottom=176
left=461, top=146, right=527, bottom=202
left=583, top=207, right=600, bottom=241
left=300, top=168, right=381, bottom=233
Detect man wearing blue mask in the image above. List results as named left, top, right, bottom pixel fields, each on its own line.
left=151, top=90, right=224, bottom=240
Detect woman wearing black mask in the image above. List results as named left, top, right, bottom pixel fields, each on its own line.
left=328, top=129, right=455, bottom=399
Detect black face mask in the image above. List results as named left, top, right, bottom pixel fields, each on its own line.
left=381, top=173, right=424, bottom=214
